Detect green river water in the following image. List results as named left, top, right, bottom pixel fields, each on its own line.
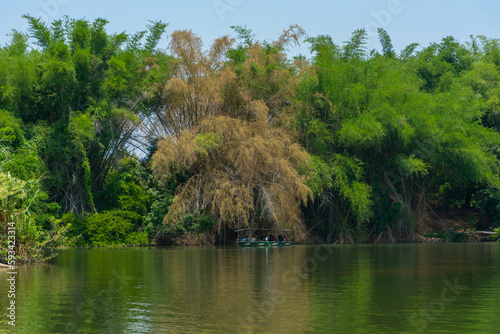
left=1, top=243, right=499, bottom=333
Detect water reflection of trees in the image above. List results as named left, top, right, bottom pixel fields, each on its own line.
left=2, top=244, right=500, bottom=333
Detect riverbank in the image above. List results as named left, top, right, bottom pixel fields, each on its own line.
left=413, top=209, right=499, bottom=243
left=1, top=209, right=498, bottom=268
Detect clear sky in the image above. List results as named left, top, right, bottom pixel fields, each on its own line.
left=1, top=0, right=499, bottom=56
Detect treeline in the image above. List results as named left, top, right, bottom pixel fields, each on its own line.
left=1, top=17, right=500, bottom=262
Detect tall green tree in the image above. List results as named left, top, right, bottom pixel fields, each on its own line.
left=6, top=16, right=170, bottom=215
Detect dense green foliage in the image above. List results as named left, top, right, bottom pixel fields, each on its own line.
left=1, top=18, right=500, bottom=260
left=1, top=16, right=170, bottom=261
left=300, top=31, right=500, bottom=242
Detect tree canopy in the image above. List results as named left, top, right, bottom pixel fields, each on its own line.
left=1, top=18, right=500, bottom=259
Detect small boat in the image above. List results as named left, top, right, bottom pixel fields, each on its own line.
left=237, top=240, right=291, bottom=247
left=235, top=228, right=291, bottom=247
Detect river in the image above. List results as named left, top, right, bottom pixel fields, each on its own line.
left=1, top=243, right=499, bottom=333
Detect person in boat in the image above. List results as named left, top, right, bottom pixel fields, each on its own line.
left=251, top=236, right=256, bottom=242
left=242, top=237, right=249, bottom=242
left=278, top=235, right=284, bottom=242
left=270, top=235, right=277, bottom=242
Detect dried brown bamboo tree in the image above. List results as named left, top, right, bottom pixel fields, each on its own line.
left=149, top=27, right=312, bottom=242
left=146, top=30, right=236, bottom=138
left=152, top=103, right=312, bottom=239
left=145, top=25, right=308, bottom=139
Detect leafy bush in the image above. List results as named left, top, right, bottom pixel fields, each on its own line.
left=81, top=210, right=148, bottom=246
left=143, top=191, right=173, bottom=242
left=0, top=110, right=24, bottom=148
left=159, top=210, right=215, bottom=245
left=0, top=172, right=69, bottom=263
left=96, top=157, right=150, bottom=216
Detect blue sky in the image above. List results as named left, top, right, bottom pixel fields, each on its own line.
left=1, top=0, right=499, bottom=56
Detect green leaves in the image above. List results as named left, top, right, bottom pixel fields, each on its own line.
left=230, top=25, right=255, bottom=46
left=396, top=155, right=428, bottom=177
left=69, top=114, right=95, bottom=143
left=145, top=20, right=168, bottom=52
left=22, top=15, right=52, bottom=49
left=82, top=210, right=148, bottom=246
left=331, top=154, right=373, bottom=224
left=0, top=172, right=67, bottom=263
left=0, top=110, right=24, bottom=148
left=338, top=113, right=385, bottom=148
left=377, top=28, right=395, bottom=58
left=343, top=29, right=368, bottom=60
left=194, top=132, right=222, bottom=157
left=305, top=155, right=333, bottom=197
left=96, top=157, right=150, bottom=216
